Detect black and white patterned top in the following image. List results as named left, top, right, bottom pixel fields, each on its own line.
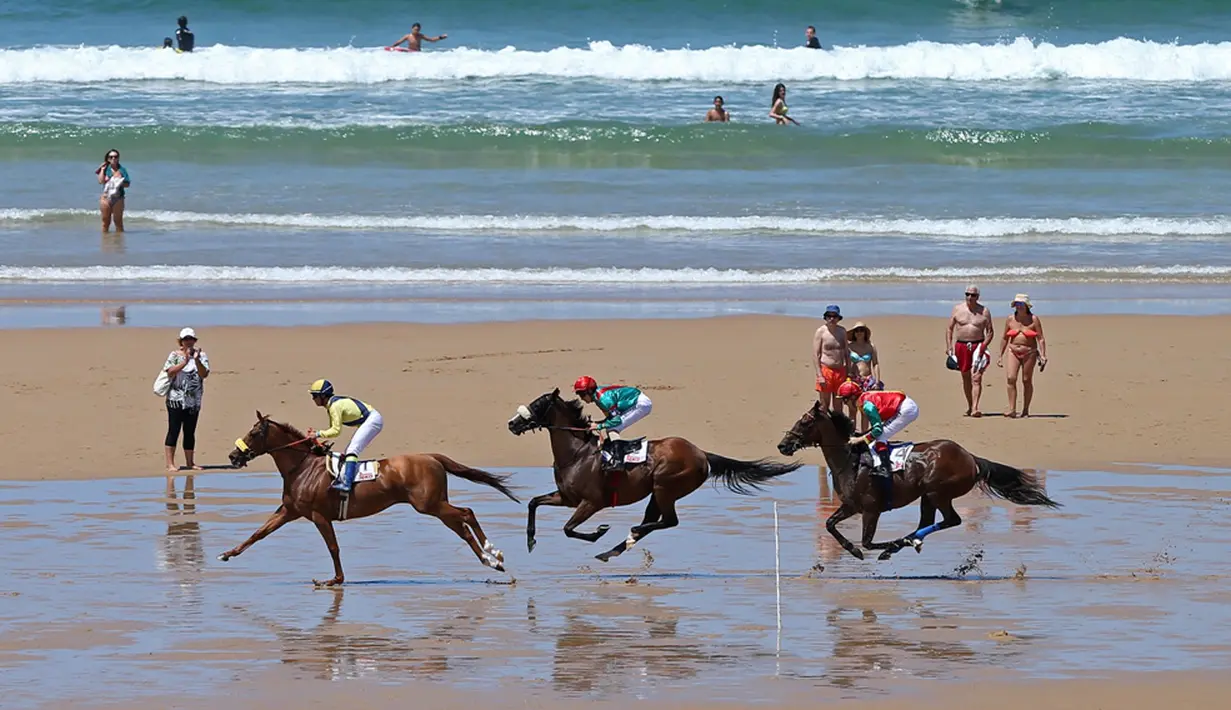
left=163, top=350, right=210, bottom=410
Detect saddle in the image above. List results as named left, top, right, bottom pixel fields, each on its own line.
left=859, top=441, right=915, bottom=474
left=600, top=437, right=648, bottom=470
left=324, top=452, right=381, bottom=484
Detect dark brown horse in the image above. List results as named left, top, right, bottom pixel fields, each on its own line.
left=507, top=389, right=802, bottom=562
left=777, top=401, right=1059, bottom=564
left=222, top=411, right=519, bottom=585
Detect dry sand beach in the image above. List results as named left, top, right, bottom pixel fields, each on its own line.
left=3, top=314, right=1227, bottom=481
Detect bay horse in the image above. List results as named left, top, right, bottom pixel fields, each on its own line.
left=507, top=389, right=803, bottom=562
left=221, top=411, right=519, bottom=586
left=777, top=401, right=1059, bottom=564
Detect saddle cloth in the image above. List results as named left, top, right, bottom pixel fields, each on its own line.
left=864, top=442, right=915, bottom=472
left=324, top=453, right=381, bottom=482
left=601, top=437, right=648, bottom=468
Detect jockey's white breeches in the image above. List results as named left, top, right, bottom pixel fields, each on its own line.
left=345, top=410, right=383, bottom=457
left=609, top=394, right=652, bottom=434
left=875, top=397, right=918, bottom=443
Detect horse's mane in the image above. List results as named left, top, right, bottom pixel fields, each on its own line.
left=826, top=408, right=857, bottom=438
left=558, top=396, right=588, bottom=425
left=270, top=418, right=308, bottom=440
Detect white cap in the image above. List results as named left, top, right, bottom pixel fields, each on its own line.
left=179, top=327, right=197, bottom=340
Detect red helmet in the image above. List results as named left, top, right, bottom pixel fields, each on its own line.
left=573, top=375, right=597, bottom=393
left=837, top=380, right=863, bottom=399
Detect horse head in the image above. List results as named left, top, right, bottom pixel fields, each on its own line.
left=507, top=388, right=588, bottom=436
left=777, top=401, right=856, bottom=456
left=229, top=410, right=309, bottom=468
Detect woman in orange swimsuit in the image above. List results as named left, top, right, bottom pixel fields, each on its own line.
left=996, top=293, right=1048, bottom=418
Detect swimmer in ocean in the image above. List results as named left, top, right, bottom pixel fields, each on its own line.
left=769, top=83, right=800, bottom=125
left=705, top=96, right=729, bottom=122
left=390, top=23, right=448, bottom=52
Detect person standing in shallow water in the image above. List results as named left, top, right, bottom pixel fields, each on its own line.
left=95, top=149, right=130, bottom=233
left=770, top=83, right=799, bottom=125
left=805, top=25, right=822, bottom=49
left=705, top=96, right=729, bottom=122
left=390, top=23, right=447, bottom=51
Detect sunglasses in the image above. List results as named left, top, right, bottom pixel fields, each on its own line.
left=107, top=154, right=119, bottom=159
left=965, top=293, right=978, bottom=297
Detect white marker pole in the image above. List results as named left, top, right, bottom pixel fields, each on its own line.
left=774, top=500, right=782, bottom=655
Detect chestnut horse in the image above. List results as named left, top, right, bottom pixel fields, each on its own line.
left=507, top=389, right=803, bottom=562
left=222, top=411, right=519, bottom=586
left=777, top=401, right=1059, bottom=564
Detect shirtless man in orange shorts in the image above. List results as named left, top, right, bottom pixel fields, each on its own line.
left=813, top=304, right=850, bottom=413
left=945, top=285, right=994, bottom=417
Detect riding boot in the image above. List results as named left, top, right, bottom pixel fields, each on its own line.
left=332, top=454, right=358, bottom=493
left=872, top=444, right=893, bottom=478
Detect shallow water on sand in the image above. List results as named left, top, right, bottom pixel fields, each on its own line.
left=1, top=466, right=1229, bottom=708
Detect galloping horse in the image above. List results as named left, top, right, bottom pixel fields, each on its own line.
left=507, top=389, right=802, bottom=562
left=777, top=401, right=1059, bottom=563
left=222, top=411, right=519, bottom=585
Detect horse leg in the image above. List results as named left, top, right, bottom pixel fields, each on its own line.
left=826, top=503, right=864, bottom=561
left=861, top=509, right=914, bottom=560
left=562, top=499, right=610, bottom=543
left=596, top=496, right=675, bottom=563
left=434, top=501, right=506, bottom=573
left=311, top=517, right=345, bottom=587
left=456, top=504, right=505, bottom=567
left=218, top=505, right=299, bottom=562
left=903, top=497, right=963, bottom=554
left=876, top=497, right=938, bottom=561
left=527, top=490, right=565, bottom=553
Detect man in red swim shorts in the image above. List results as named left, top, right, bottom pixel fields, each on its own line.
left=946, top=285, right=994, bottom=417
left=813, top=304, right=850, bottom=412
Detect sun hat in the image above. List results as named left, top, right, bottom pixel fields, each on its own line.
left=823, top=304, right=842, bottom=320
left=1011, top=294, right=1032, bottom=308
left=179, top=327, right=197, bottom=340
left=846, top=321, right=872, bottom=341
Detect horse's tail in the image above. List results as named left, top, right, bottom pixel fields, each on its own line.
left=974, top=456, right=1061, bottom=508
left=704, top=452, right=803, bottom=496
left=429, top=454, right=520, bottom=503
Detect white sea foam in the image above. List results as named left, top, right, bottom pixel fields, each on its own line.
left=4, top=37, right=1231, bottom=84
left=0, top=265, right=1224, bottom=284
left=3, top=208, right=1231, bottom=240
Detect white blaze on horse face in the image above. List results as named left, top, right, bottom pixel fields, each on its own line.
left=517, top=405, right=532, bottom=420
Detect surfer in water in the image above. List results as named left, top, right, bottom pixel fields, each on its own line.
left=390, top=23, right=447, bottom=51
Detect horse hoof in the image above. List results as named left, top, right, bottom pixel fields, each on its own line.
left=910, top=538, right=923, bottom=553
left=849, top=547, right=865, bottom=561
left=527, top=538, right=537, bottom=554
left=493, top=549, right=505, bottom=563
left=217, top=553, right=230, bottom=562
left=594, top=525, right=610, bottom=540
left=877, top=549, right=894, bottom=561
left=595, top=551, right=612, bottom=563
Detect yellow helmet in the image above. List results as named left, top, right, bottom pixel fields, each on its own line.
left=309, top=379, right=334, bottom=397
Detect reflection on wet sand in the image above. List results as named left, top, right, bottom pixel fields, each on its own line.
left=4, top=467, right=1231, bottom=710
left=100, top=305, right=127, bottom=326
left=544, top=592, right=725, bottom=696
left=231, top=587, right=511, bottom=682
left=159, top=475, right=204, bottom=609
left=101, top=232, right=124, bottom=254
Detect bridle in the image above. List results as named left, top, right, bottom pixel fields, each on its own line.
left=234, top=418, right=318, bottom=466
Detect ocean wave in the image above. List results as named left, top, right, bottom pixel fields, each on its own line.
left=3, top=208, right=1231, bottom=240
left=4, top=121, right=1227, bottom=169
left=5, top=37, right=1231, bottom=84
left=0, top=265, right=1225, bottom=284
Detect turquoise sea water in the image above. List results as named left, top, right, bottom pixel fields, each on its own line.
left=2, top=0, right=1231, bottom=313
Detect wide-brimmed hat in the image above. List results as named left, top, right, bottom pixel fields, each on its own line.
left=846, top=321, right=872, bottom=341
left=1011, top=294, right=1032, bottom=308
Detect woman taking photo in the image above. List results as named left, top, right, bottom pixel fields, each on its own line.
left=95, top=149, right=130, bottom=233
left=162, top=327, right=210, bottom=471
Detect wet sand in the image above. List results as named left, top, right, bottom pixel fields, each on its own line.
left=3, top=466, right=1230, bottom=709
left=3, top=314, right=1228, bottom=481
